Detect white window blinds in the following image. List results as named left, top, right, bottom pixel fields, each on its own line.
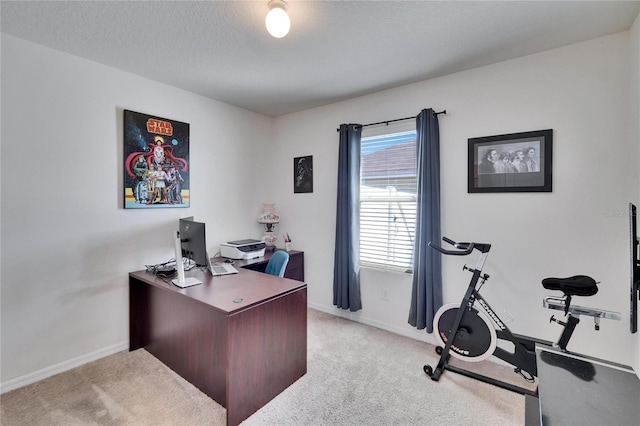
left=360, top=130, right=417, bottom=272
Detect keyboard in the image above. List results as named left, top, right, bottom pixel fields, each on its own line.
left=212, top=264, right=229, bottom=274
left=209, top=261, right=238, bottom=276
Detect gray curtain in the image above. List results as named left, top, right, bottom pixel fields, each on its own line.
left=408, top=109, right=442, bottom=333
left=333, top=123, right=363, bottom=311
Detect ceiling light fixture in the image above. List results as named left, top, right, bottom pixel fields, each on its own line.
left=265, top=0, right=290, bottom=38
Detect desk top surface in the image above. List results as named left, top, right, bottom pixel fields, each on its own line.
left=231, top=249, right=302, bottom=267
left=536, top=345, right=640, bottom=426
left=130, top=263, right=306, bottom=315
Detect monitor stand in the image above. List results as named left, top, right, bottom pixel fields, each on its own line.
left=172, top=276, right=202, bottom=288
left=171, top=231, right=201, bottom=288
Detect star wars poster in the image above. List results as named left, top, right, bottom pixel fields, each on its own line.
left=124, top=110, right=190, bottom=209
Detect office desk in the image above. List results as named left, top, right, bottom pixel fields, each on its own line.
left=233, top=249, right=304, bottom=282
left=129, top=265, right=307, bottom=426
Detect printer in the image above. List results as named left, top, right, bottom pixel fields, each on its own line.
left=220, top=239, right=266, bottom=260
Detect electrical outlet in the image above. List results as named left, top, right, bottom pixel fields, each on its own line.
left=503, top=308, right=514, bottom=324
left=382, top=288, right=390, bottom=301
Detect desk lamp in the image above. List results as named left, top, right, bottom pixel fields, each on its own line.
left=258, top=203, right=279, bottom=251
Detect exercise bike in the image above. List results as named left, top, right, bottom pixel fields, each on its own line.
left=423, top=237, right=620, bottom=396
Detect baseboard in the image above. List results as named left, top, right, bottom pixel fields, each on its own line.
left=307, top=301, right=440, bottom=346
left=1, top=341, right=129, bottom=394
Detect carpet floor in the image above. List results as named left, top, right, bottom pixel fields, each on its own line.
left=1, top=308, right=532, bottom=425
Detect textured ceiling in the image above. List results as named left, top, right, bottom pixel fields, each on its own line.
left=2, top=1, right=639, bottom=117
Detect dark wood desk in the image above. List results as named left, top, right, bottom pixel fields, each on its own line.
left=232, top=249, right=304, bottom=282
left=129, top=265, right=307, bottom=426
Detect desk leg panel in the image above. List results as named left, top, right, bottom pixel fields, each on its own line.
left=129, top=278, right=150, bottom=351
left=226, top=287, right=307, bottom=426
left=130, top=279, right=228, bottom=406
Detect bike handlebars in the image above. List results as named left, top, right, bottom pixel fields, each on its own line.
left=428, top=237, right=491, bottom=255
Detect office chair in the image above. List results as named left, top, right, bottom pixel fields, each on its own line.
left=265, top=250, right=290, bottom=277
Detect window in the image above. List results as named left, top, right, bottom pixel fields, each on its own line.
left=360, top=130, right=417, bottom=272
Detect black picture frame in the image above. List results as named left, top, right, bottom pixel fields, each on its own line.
left=123, top=110, right=191, bottom=208
left=294, top=155, right=313, bottom=193
left=468, top=129, right=553, bottom=193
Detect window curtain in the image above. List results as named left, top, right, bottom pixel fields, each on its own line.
left=408, top=109, right=442, bottom=333
left=333, top=123, right=363, bottom=311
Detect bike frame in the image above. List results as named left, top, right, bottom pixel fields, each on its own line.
left=427, top=240, right=551, bottom=396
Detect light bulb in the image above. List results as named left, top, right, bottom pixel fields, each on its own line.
left=266, top=1, right=290, bottom=38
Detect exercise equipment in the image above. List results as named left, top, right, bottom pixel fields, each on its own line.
left=543, top=276, right=620, bottom=350
left=423, top=237, right=620, bottom=396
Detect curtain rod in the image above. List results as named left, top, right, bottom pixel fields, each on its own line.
left=360, top=110, right=446, bottom=128
left=336, top=110, right=446, bottom=132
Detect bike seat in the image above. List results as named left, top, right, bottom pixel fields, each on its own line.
left=542, top=275, right=598, bottom=297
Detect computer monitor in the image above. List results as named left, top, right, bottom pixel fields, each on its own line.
left=179, top=216, right=210, bottom=268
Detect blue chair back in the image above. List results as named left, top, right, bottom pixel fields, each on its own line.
left=265, top=250, right=290, bottom=277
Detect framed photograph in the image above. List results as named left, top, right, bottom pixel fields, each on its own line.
left=294, top=155, right=313, bottom=193
left=123, top=110, right=191, bottom=208
left=468, top=129, right=552, bottom=193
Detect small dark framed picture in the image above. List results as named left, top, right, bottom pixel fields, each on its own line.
left=294, top=155, right=313, bottom=193
left=468, top=129, right=553, bottom=193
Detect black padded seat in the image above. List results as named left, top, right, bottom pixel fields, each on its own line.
left=542, top=275, right=598, bottom=315
left=542, top=275, right=598, bottom=297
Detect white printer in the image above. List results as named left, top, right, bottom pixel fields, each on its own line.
left=220, top=239, right=266, bottom=260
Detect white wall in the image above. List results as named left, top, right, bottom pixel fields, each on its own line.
left=2, top=26, right=639, bottom=391
left=0, top=35, right=273, bottom=390
left=631, top=12, right=640, bottom=372
left=271, top=31, right=638, bottom=368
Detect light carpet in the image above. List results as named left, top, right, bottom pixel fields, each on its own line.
left=1, top=308, right=532, bottom=425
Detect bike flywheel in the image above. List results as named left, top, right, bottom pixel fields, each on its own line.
left=433, top=303, right=497, bottom=362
